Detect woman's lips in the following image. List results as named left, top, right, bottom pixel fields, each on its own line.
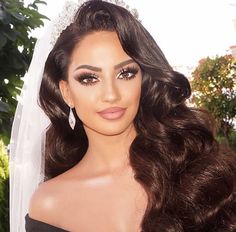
left=97, top=107, right=126, bottom=120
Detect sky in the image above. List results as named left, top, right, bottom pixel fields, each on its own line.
left=26, top=0, right=236, bottom=69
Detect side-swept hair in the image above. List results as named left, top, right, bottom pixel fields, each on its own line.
left=39, top=1, right=236, bottom=231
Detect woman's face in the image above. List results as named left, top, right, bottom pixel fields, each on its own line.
left=59, top=31, right=142, bottom=136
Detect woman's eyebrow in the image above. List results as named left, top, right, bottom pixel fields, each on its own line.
left=114, top=59, right=134, bottom=69
left=74, top=59, right=134, bottom=72
left=74, top=65, right=101, bottom=72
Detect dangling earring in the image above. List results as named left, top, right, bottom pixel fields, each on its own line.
left=68, top=106, right=76, bottom=130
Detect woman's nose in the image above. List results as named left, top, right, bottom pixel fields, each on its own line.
left=101, top=78, right=121, bottom=103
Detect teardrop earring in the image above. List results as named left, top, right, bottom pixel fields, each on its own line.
left=68, top=106, right=76, bottom=130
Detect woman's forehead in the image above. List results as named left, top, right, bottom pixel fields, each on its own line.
left=69, top=31, right=131, bottom=68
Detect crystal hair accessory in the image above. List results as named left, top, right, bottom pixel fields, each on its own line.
left=50, top=0, right=80, bottom=45
left=50, top=0, right=139, bottom=46
left=106, top=0, right=139, bottom=19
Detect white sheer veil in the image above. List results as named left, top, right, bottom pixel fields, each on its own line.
left=9, top=21, right=52, bottom=232
left=9, top=0, right=138, bottom=231
left=9, top=1, right=79, bottom=230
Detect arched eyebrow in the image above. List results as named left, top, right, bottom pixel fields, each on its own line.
left=74, top=59, right=135, bottom=72
left=114, top=59, right=134, bottom=69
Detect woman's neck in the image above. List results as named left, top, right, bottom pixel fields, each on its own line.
left=80, top=123, right=137, bottom=173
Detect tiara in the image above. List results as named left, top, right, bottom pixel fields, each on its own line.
left=50, top=0, right=139, bottom=45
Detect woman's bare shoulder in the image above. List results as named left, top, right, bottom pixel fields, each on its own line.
left=28, top=167, right=82, bottom=223
left=28, top=177, right=63, bottom=223
left=28, top=165, right=85, bottom=220
left=28, top=164, right=95, bottom=222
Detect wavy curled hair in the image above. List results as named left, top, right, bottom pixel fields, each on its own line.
left=39, top=1, right=236, bottom=231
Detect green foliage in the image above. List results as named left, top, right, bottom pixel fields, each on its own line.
left=216, top=130, right=236, bottom=152
left=0, top=0, right=48, bottom=144
left=191, top=55, right=236, bottom=143
left=229, top=130, right=236, bottom=151
left=0, top=140, right=9, bottom=232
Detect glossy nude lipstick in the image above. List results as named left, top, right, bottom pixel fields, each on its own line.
left=97, top=107, right=126, bottom=120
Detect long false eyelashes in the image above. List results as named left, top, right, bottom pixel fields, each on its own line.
left=75, top=65, right=139, bottom=86
left=118, top=66, right=139, bottom=80
left=76, top=72, right=99, bottom=86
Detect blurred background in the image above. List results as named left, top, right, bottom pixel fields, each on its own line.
left=0, top=0, right=235, bottom=231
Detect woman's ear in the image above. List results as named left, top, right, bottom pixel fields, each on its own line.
left=59, top=80, right=74, bottom=107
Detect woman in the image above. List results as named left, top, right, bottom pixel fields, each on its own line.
left=10, top=0, right=236, bottom=231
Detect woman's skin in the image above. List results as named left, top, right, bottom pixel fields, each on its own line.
left=29, top=31, right=147, bottom=231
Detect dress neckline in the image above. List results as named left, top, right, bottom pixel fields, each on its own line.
left=25, top=214, right=69, bottom=231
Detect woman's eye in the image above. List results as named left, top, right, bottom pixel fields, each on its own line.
left=118, top=67, right=139, bottom=80
left=77, top=74, right=99, bottom=86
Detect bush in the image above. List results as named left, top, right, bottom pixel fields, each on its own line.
left=217, top=129, right=236, bottom=152
left=229, top=130, right=236, bottom=151
left=0, top=140, right=9, bottom=232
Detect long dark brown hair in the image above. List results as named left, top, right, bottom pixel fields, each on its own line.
left=39, top=1, right=236, bottom=231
